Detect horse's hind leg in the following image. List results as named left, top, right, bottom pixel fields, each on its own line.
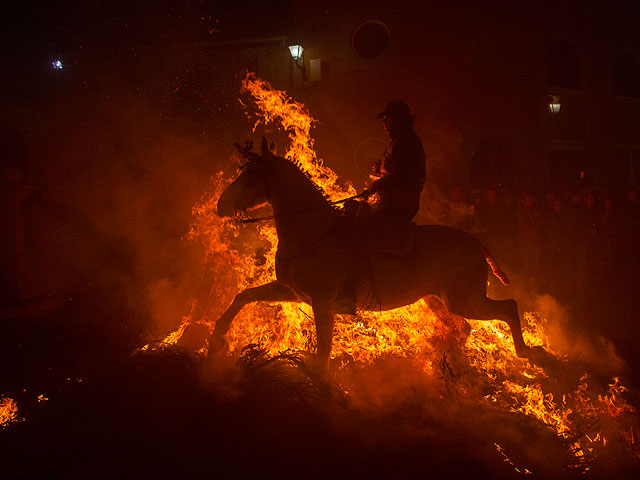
left=208, top=281, right=299, bottom=353
left=443, top=289, right=529, bottom=357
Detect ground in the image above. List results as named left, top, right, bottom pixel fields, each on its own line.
left=1, top=286, right=639, bottom=479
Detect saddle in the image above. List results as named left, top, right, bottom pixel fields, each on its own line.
left=341, top=199, right=418, bottom=255
left=367, top=220, right=417, bottom=256
left=335, top=217, right=417, bottom=314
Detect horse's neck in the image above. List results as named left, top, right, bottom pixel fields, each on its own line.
left=268, top=158, right=337, bottom=256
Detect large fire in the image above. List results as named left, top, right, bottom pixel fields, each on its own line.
left=159, top=72, right=639, bottom=472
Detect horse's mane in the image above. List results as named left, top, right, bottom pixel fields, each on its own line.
left=284, top=156, right=339, bottom=211
left=235, top=140, right=339, bottom=212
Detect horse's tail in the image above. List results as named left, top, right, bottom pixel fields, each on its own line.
left=482, top=246, right=510, bottom=285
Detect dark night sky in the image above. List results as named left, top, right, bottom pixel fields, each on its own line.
left=3, top=0, right=639, bottom=105
left=2, top=1, right=294, bottom=60
left=1, top=0, right=294, bottom=104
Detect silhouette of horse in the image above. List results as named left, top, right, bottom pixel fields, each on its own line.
left=209, top=138, right=541, bottom=372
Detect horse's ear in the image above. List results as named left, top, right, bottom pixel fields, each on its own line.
left=261, top=136, right=271, bottom=157
left=269, top=141, right=277, bottom=155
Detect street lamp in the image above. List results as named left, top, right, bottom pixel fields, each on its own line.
left=288, top=45, right=304, bottom=60
left=288, top=44, right=305, bottom=87
left=288, top=44, right=305, bottom=72
left=548, top=95, right=561, bottom=114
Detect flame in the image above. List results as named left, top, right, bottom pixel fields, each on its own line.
left=160, top=72, right=639, bottom=471
left=1, top=396, right=18, bottom=429
left=240, top=73, right=356, bottom=203
left=494, top=443, right=533, bottom=474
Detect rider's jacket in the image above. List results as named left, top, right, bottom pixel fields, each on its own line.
left=371, top=128, right=426, bottom=221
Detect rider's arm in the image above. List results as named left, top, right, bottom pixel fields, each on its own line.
left=373, top=136, right=425, bottom=194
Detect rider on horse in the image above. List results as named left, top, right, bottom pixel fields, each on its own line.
left=340, top=100, right=426, bottom=313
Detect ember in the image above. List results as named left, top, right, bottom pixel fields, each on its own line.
left=0, top=396, right=18, bottom=429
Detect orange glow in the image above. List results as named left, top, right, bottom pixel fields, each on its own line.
left=0, top=396, right=18, bottom=429
left=160, top=73, right=638, bottom=471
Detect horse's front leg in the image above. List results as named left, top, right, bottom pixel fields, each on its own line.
left=208, top=281, right=298, bottom=354
left=312, top=303, right=335, bottom=375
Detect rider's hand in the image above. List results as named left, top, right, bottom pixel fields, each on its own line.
left=344, top=198, right=360, bottom=217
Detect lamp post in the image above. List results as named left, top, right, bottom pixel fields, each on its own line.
left=288, top=44, right=304, bottom=87
left=548, top=95, right=561, bottom=114
left=288, top=45, right=304, bottom=64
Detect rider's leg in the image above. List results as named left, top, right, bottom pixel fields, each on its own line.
left=338, top=205, right=409, bottom=314
left=337, top=210, right=378, bottom=314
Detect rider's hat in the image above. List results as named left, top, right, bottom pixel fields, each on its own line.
left=377, top=100, right=412, bottom=119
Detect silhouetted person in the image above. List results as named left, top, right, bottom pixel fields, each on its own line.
left=365, top=100, right=426, bottom=222
left=341, top=100, right=426, bottom=312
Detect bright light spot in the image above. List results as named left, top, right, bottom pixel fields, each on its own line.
left=52, top=60, right=63, bottom=70
left=548, top=95, right=561, bottom=114
left=288, top=45, right=304, bottom=60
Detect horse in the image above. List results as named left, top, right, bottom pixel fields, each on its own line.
left=209, top=137, right=541, bottom=372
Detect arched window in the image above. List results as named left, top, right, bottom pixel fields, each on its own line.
left=613, top=50, right=640, bottom=97
left=547, top=39, right=582, bottom=89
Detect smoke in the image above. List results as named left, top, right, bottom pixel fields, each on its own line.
left=192, top=345, right=631, bottom=479
left=532, top=293, right=626, bottom=377
left=22, top=70, right=252, bottom=340
left=410, top=161, right=633, bottom=386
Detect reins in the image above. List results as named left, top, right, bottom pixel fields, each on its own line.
left=236, top=192, right=366, bottom=224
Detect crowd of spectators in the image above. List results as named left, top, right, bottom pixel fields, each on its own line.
left=437, top=184, right=640, bottom=322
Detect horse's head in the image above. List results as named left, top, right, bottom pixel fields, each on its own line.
left=217, top=137, right=277, bottom=218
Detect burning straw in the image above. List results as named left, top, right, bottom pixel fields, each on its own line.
left=158, top=72, right=639, bottom=473
left=0, top=396, right=18, bottom=430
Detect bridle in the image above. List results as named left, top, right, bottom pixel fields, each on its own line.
left=230, top=143, right=368, bottom=223
left=236, top=192, right=366, bottom=224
